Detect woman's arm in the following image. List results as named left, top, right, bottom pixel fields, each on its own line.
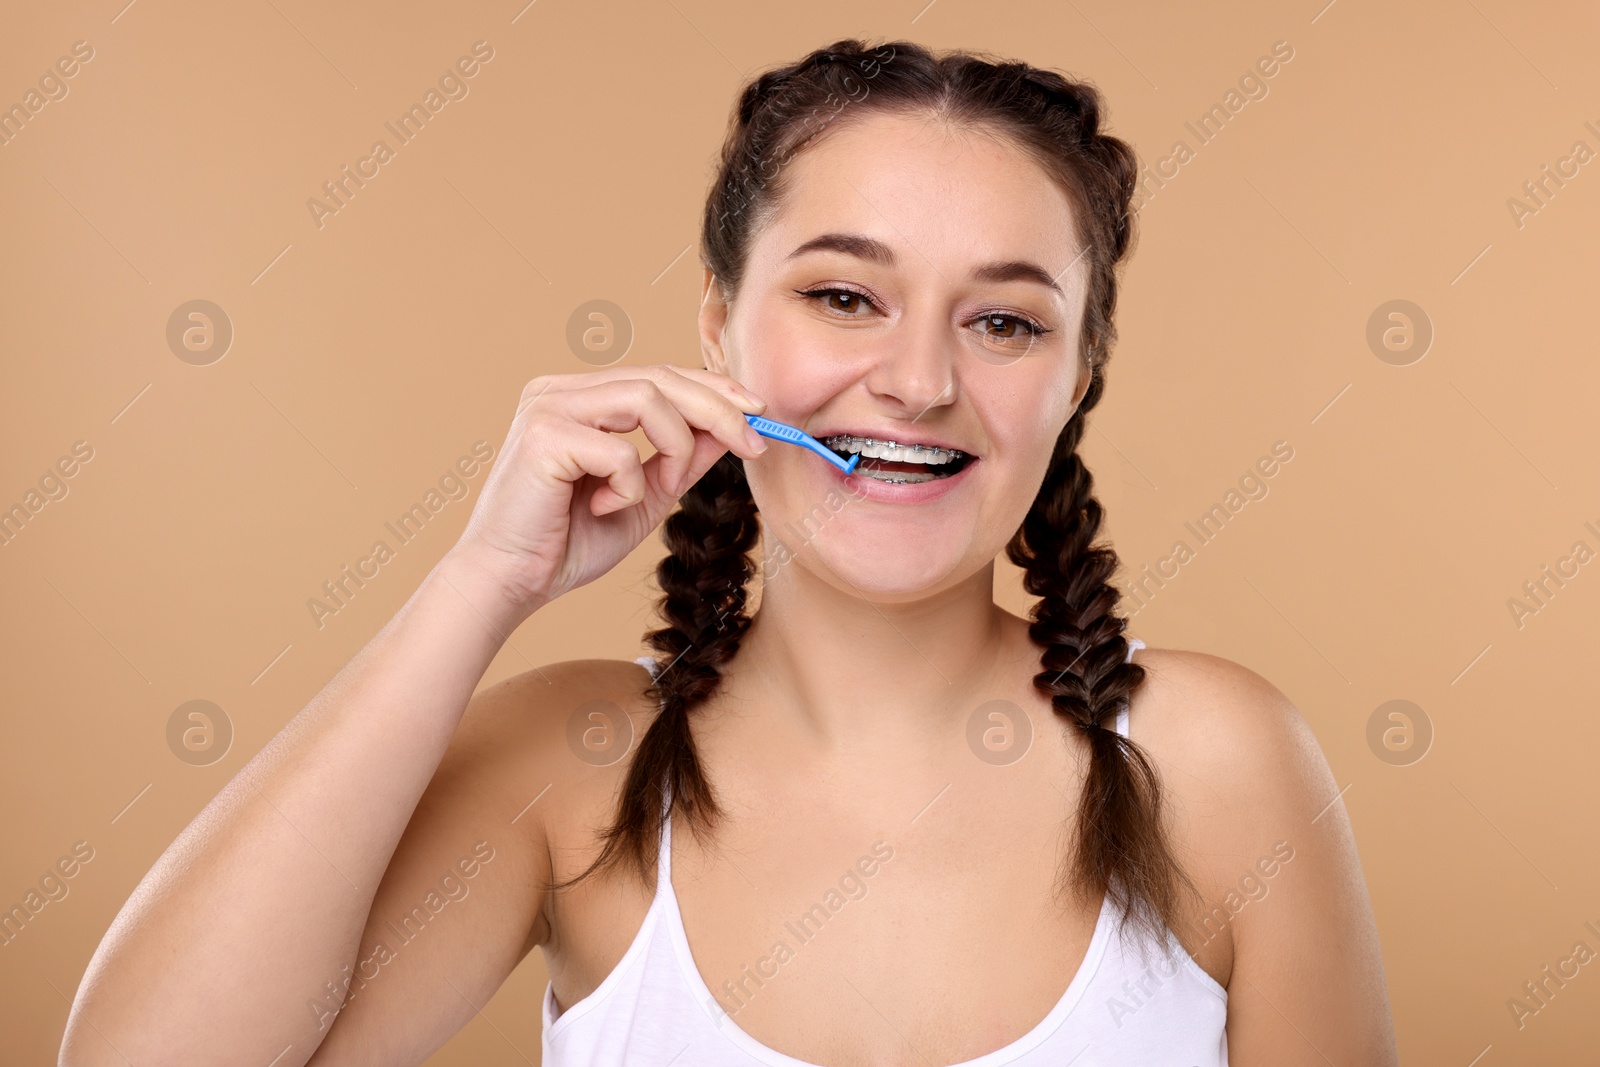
left=1142, top=650, right=1400, bottom=1066
left=60, top=550, right=531, bottom=1066
left=295, top=656, right=648, bottom=1066
left=60, top=366, right=767, bottom=1066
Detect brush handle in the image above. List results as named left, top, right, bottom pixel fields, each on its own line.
left=743, top=414, right=859, bottom=474
left=746, top=415, right=806, bottom=443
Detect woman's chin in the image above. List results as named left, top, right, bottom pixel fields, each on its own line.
left=749, top=480, right=1004, bottom=602
left=762, top=540, right=978, bottom=604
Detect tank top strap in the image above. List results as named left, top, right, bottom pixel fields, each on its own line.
left=1114, top=637, right=1146, bottom=739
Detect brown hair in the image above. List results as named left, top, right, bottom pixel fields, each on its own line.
left=554, top=38, right=1197, bottom=944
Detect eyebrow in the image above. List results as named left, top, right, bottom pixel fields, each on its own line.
left=785, top=231, right=1065, bottom=294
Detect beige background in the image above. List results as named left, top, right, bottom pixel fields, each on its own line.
left=2, top=0, right=1597, bottom=1063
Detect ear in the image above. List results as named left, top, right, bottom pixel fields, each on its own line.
left=698, top=266, right=731, bottom=376
left=1069, top=355, right=1093, bottom=409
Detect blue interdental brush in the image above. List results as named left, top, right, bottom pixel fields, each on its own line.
left=744, top=414, right=860, bottom=474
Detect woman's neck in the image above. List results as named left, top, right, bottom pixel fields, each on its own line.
left=723, top=554, right=1024, bottom=752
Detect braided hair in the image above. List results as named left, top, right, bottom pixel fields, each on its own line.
left=555, top=39, right=1197, bottom=945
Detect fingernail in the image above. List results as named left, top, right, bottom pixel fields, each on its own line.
left=744, top=426, right=768, bottom=453
left=739, top=386, right=767, bottom=409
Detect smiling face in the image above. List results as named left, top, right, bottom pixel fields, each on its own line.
left=699, top=108, right=1094, bottom=600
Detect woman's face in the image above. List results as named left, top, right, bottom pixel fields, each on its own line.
left=700, top=108, right=1093, bottom=601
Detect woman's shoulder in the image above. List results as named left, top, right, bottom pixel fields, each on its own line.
left=1130, top=645, right=1318, bottom=761
left=1129, top=646, right=1391, bottom=1050
left=1127, top=646, right=1344, bottom=979
left=457, top=656, right=657, bottom=751
left=453, top=656, right=661, bottom=843
left=468, top=655, right=659, bottom=736
left=474, top=653, right=660, bottom=757
left=1126, top=646, right=1337, bottom=812
left=1137, top=649, right=1335, bottom=859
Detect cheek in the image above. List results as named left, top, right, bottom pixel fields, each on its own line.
left=979, top=373, right=1073, bottom=462
left=736, top=320, right=841, bottom=405
left=985, top=440, right=1057, bottom=541
left=731, top=298, right=877, bottom=408
left=742, top=449, right=801, bottom=509
left=1009, top=437, right=1058, bottom=494
left=975, top=390, right=1071, bottom=520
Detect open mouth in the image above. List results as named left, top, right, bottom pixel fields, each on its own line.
left=820, top=434, right=975, bottom=484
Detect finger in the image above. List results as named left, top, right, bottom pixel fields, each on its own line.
left=538, top=368, right=768, bottom=474
left=542, top=425, right=646, bottom=516
left=524, top=366, right=771, bottom=489
left=622, top=367, right=770, bottom=466
left=655, top=366, right=769, bottom=411
left=668, top=423, right=747, bottom=498
left=556, top=379, right=699, bottom=496
left=520, top=364, right=768, bottom=415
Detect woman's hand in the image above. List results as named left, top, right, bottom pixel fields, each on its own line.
left=447, top=364, right=769, bottom=621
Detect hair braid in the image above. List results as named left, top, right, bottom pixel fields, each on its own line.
left=1007, top=378, right=1197, bottom=942
left=549, top=455, right=759, bottom=892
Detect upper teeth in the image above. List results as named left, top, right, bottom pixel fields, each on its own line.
left=821, top=435, right=967, bottom=465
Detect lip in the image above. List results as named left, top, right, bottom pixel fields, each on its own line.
left=824, top=450, right=980, bottom=503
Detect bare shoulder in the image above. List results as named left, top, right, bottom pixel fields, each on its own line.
left=465, top=656, right=655, bottom=738
left=1127, top=647, right=1335, bottom=828
left=464, top=657, right=661, bottom=848
left=1128, top=646, right=1398, bottom=1062
left=455, top=656, right=657, bottom=825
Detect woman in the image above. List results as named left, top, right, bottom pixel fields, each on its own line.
left=64, top=38, right=1397, bottom=1066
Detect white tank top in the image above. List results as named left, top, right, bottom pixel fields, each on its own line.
left=541, top=637, right=1228, bottom=1065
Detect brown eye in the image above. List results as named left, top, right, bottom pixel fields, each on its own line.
left=969, top=311, right=1052, bottom=351
left=796, top=287, right=877, bottom=316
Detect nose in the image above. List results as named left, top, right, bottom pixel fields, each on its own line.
left=860, top=313, right=958, bottom=419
